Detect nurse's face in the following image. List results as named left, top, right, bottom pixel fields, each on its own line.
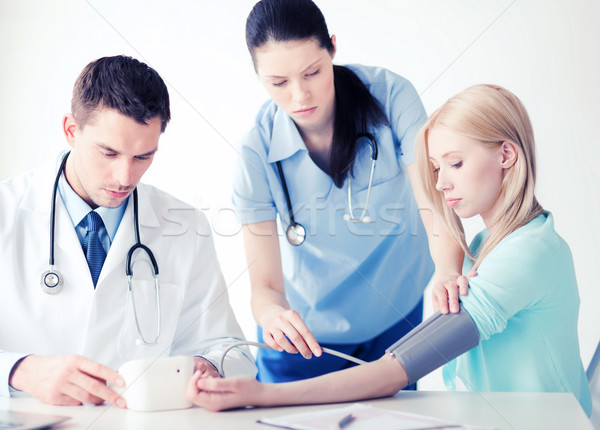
left=254, top=37, right=336, bottom=133
left=427, top=126, right=515, bottom=227
left=63, top=108, right=162, bottom=209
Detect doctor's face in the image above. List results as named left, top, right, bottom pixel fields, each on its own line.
left=254, top=38, right=336, bottom=133
left=63, top=108, right=162, bottom=209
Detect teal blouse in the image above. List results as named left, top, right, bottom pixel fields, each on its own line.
left=443, top=212, right=591, bottom=416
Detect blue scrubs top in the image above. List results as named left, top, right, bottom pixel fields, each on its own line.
left=233, top=64, right=434, bottom=344
left=444, top=213, right=592, bottom=416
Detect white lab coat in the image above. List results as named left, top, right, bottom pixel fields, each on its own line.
left=0, top=159, right=256, bottom=397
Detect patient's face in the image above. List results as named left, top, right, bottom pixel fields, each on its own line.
left=427, top=126, right=505, bottom=227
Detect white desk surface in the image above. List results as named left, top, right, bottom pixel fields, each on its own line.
left=1, top=390, right=592, bottom=430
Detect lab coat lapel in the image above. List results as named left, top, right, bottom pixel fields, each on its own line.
left=54, top=196, right=91, bottom=281
left=19, top=161, right=56, bottom=213
left=135, top=184, right=161, bottom=232
left=20, top=162, right=95, bottom=291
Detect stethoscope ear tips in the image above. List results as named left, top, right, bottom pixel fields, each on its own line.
left=343, top=213, right=372, bottom=223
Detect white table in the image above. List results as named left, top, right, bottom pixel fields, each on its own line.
left=1, top=391, right=592, bottom=430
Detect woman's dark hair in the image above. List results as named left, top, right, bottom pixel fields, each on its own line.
left=246, top=0, right=388, bottom=187
left=72, top=55, right=171, bottom=132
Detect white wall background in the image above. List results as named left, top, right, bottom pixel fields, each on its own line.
left=1, top=0, right=598, bottom=390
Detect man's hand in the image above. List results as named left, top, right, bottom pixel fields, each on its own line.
left=9, top=354, right=126, bottom=407
left=193, top=356, right=220, bottom=379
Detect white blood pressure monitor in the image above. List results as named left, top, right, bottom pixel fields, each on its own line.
left=116, top=356, right=195, bottom=411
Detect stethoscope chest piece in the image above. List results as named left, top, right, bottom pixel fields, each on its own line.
left=40, top=267, right=64, bottom=294
left=286, top=223, right=306, bottom=246
left=41, top=152, right=162, bottom=345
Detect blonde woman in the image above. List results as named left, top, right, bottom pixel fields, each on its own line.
left=187, top=85, right=592, bottom=416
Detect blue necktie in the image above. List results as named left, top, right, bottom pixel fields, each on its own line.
left=83, top=211, right=107, bottom=288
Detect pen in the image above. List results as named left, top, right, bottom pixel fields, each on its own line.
left=338, top=413, right=355, bottom=429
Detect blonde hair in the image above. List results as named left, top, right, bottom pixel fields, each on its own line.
left=416, top=84, right=544, bottom=270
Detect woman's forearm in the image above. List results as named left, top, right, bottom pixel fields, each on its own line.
left=243, top=221, right=290, bottom=324
left=428, top=228, right=465, bottom=275
left=251, top=285, right=290, bottom=324
left=260, top=355, right=409, bottom=406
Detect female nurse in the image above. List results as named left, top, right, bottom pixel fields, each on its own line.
left=234, top=0, right=465, bottom=383
left=188, top=84, right=592, bottom=416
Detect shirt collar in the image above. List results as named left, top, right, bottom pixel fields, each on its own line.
left=57, top=172, right=128, bottom=241
left=266, top=108, right=308, bottom=163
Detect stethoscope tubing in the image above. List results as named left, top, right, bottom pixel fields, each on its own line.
left=277, top=133, right=379, bottom=245
left=126, top=189, right=159, bottom=276
left=48, top=152, right=70, bottom=267
left=44, top=151, right=161, bottom=345
left=276, top=161, right=296, bottom=228
left=218, top=340, right=367, bottom=378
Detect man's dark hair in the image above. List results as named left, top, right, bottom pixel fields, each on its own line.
left=71, top=55, right=170, bottom=132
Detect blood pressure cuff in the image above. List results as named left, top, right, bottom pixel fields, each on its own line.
left=385, top=306, right=479, bottom=385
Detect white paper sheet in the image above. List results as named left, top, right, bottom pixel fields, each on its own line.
left=258, top=403, right=493, bottom=430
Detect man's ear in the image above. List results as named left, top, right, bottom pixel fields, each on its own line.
left=500, top=141, right=518, bottom=169
left=63, top=114, right=77, bottom=147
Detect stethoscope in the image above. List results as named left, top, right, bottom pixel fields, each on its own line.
left=276, top=133, right=378, bottom=246
left=40, top=151, right=161, bottom=345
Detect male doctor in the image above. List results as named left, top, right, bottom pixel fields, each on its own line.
left=0, top=56, right=256, bottom=407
